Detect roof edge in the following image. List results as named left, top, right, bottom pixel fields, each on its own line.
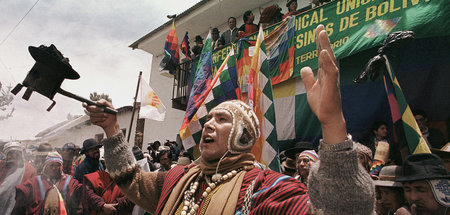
left=129, top=0, right=211, bottom=49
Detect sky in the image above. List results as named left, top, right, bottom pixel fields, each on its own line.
left=0, top=0, right=201, bottom=140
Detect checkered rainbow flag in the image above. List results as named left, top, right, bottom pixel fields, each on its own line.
left=179, top=47, right=242, bottom=150
left=248, top=26, right=280, bottom=172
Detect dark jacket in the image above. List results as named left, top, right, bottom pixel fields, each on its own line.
left=74, top=156, right=104, bottom=183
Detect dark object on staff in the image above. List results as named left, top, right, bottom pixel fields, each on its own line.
left=10, top=44, right=117, bottom=114
left=353, top=31, right=415, bottom=83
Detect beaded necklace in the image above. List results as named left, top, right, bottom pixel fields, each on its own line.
left=180, top=165, right=254, bottom=215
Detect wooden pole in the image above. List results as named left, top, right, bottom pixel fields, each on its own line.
left=127, top=71, right=142, bottom=143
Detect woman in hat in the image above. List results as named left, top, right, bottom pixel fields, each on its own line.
left=283, top=0, right=298, bottom=19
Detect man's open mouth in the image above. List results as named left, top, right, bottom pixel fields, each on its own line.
left=203, top=137, right=214, bottom=143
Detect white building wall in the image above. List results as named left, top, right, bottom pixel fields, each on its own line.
left=38, top=109, right=137, bottom=148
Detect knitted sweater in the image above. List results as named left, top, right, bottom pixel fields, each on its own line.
left=103, top=132, right=374, bottom=214
left=308, top=138, right=375, bottom=214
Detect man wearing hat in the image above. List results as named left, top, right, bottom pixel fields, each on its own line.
left=13, top=152, right=83, bottom=214
left=280, top=155, right=297, bottom=177
left=74, top=138, right=104, bottom=183
left=211, top=28, right=220, bottom=51
left=295, top=150, right=319, bottom=185
left=60, top=142, right=77, bottom=176
left=33, top=142, right=53, bottom=173
left=373, top=165, right=408, bottom=215
left=191, top=35, right=204, bottom=58
left=284, top=141, right=314, bottom=160
left=0, top=142, right=37, bottom=214
left=85, top=25, right=375, bottom=214
left=397, top=153, right=450, bottom=215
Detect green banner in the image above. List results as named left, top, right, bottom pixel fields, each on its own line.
left=212, top=0, right=450, bottom=82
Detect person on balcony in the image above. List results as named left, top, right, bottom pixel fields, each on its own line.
left=219, top=17, right=238, bottom=47
left=238, top=10, right=258, bottom=39
left=191, top=35, right=204, bottom=58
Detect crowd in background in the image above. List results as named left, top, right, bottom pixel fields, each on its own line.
left=0, top=136, right=187, bottom=215
left=191, top=0, right=333, bottom=58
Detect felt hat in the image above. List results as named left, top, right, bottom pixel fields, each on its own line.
left=431, top=142, right=450, bottom=158
left=11, top=44, right=79, bottom=102
left=286, top=0, right=297, bottom=7
left=33, top=143, right=53, bottom=156
left=80, top=138, right=102, bottom=154
left=28, top=45, right=79, bottom=79
left=284, top=141, right=314, bottom=160
left=374, top=165, right=403, bottom=187
left=195, top=35, right=203, bottom=42
left=396, top=153, right=450, bottom=182
left=281, top=157, right=296, bottom=171
left=62, top=142, right=76, bottom=151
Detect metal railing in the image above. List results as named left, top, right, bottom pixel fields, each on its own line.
left=171, top=59, right=192, bottom=110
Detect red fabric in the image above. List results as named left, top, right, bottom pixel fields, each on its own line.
left=83, top=170, right=129, bottom=215
left=15, top=174, right=83, bottom=215
left=22, top=162, right=37, bottom=183
left=0, top=161, right=36, bottom=185
left=238, top=23, right=259, bottom=39
left=154, top=165, right=309, bottom=214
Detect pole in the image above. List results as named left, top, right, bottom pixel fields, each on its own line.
left=127, top=71, right=142, bottom=143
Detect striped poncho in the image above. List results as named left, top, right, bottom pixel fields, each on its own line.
left=154, top=165, right=310, bottom=215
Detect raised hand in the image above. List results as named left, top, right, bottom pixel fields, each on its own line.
left=83, top=99, right=120, bottom=138
left=300, top=25, right=347, bottom=145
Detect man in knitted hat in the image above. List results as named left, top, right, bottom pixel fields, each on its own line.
left=0, top=142, right=37, bottom=214
left=13, top=152, right=83, bottom=214
left=85, top=24, right=375, bottom=214
left=32, top=142, right=53, bottom=173
left=295, top=150, right=319, bottom=185
left=396, top=153, right=450, bottom=215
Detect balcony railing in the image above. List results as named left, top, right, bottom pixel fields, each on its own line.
left=171, top=59, right=193, bottom=111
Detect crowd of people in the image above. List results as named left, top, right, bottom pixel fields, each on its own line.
left=191, top=0, right=333, bottom=57
left=0, top=136, right=186, bottom=214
